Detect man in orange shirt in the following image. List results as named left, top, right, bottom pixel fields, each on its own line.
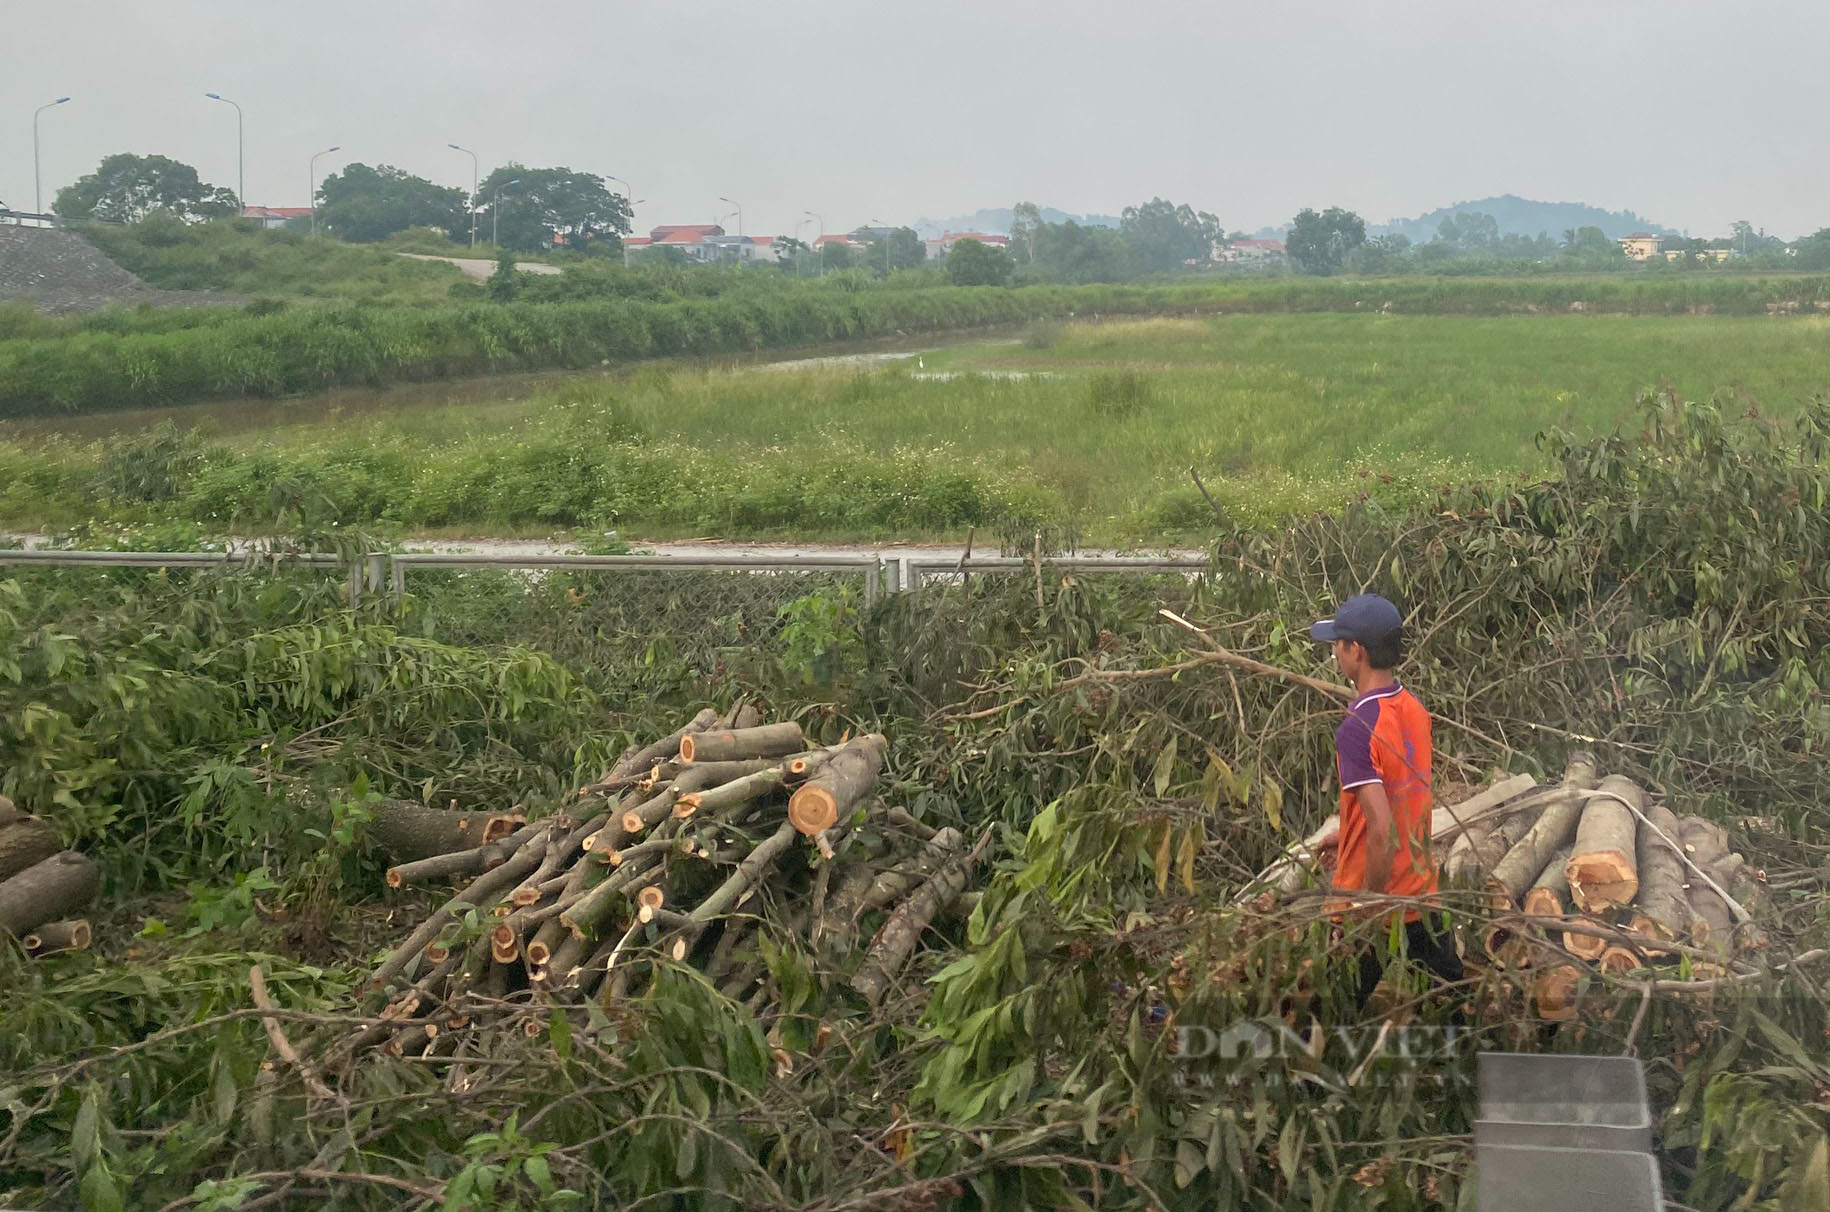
left=1311, top=593, right=1463, bottom=1008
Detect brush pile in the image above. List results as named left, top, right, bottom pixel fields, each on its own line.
left=0, top=795, right=96, bottom=958
left=1254, top=753, right=1776, bottom=1019
left=352, top=707, right=988, bottom=1057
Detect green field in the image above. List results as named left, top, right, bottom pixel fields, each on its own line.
left=4, top=311, right=1828, bottom=541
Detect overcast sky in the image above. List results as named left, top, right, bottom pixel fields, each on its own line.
left=4, top=0, right=1826, bottom=239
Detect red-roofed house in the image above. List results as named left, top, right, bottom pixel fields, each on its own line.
left=1223, top=238, right=1285, bottom=265
left=241, top=206, right=313, bottom=229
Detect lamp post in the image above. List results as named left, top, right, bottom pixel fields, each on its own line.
left=870, top=217, right=891, bottom=275
left=204, top=93, right=244, bottom=212
left=491, top=178, right=521, bottom=248
left=33, top=96, right=71, bottom=215
left=804, top=210, right=824, bottom=277
left=718, top=195, right=743, bottom=238
left=308, top=145, right=340, bottom=236
left=606, top=175, right=638, bottom=265
left=448, top=143, right=479, bottom=247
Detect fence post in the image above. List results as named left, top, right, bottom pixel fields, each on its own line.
left=347, top=559, right=362, bottom=609
left=366, top=553, right=386, bottom=596
left=864, top=558, right=879, bottom=610
left=390, top=558, right=405, bottom=599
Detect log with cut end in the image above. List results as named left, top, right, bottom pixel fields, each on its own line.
left=788, top=733, right=887, bottom=837
left=0, top=813, right=61, bottom=883
left=1563, top=776, right=1642, bottom=912
left=1562, top=915, right=1611, bottom=961
left=1522, top=842, right=1575, bottom=919
left=679, top=722, right=805, bottom=764
left=23, top=918, right=91, bottom=955
left=1534, top=963, right=1583, bottom=1021
left=600, top=708, right=719, bottom=786
left=1688, top=880, right=1735, bottom=953
left=1631, top=800, right=1691, bottom=941
left=1597, top=946, right=1641, bottom=975
left=0, top=850, right=99, bottom=937
left=370, top=801, right=524, bottom=865
left=1487, top=753, right=1600, bottom=906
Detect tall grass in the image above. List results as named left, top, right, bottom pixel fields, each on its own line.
left=6, top=312, right=1830, bottom=541
left=4, top=275, right=1828, bottom=417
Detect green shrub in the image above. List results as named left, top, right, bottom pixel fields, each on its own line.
left=1083, top=369, right=1152, bottom=418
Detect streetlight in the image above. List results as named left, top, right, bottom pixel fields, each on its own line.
left=804, top=210, right=824, bottom=277
left=491, top=178, right=521, bottom=248
left=308, top=145, right=340, bottom=236
left=448, top=143, right=479, bottom=247
left=204, top=93, right=245, bottom=213
left=33, top=96, right=71, bottom=215
left=719, top=195, right=743, bottom=238
left=870, top=217, right=892, bottom=275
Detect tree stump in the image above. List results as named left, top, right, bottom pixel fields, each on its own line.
left=0, top=850, right=100, bottom=937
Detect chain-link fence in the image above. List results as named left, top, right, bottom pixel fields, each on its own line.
left=0, top=548, right=1212, bottom=684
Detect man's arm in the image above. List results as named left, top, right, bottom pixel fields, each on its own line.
left=1357, top=781, right=1397, bottom=896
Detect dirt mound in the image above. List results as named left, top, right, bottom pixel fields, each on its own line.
left=0, top=225, right=241, bottom=314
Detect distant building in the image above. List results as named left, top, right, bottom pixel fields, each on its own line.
left=1618, top=233, right=1663, bottom=260
left=1223, top=238, right=1285, bottom=265
left=241, top=206, right=313, bottom=229
left=924, top=232, right=1011, bottom=260
left=812, top=234, right=857, bottom=252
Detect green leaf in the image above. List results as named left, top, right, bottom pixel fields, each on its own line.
left=80, top=1163, right=124, bottom=1212
left=72, top=1088, right=101, bottom=1168
left=676, top=1128, right=698, bottom=1179
left=549, top=1010, right=572, bottom=1062
left=1263, top=779, right=1284, bottom=833
left=1152, top=736, right=1179, bottom=797
left=525, top=1155, right=555, bottom=1196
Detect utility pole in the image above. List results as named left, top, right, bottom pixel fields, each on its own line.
left=204, top=94, right=244, bottom=211
left=448, top=144, right=479, bottom=247
left=309, top=145, right=340, bottom=236
left=33, top=96, right=71, bottom=215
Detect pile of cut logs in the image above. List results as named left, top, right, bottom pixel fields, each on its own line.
left=1253, top=752, right=1772, bottom=1019
left=0, top=795, right=96, bottom=957
left=350, top=708, right=988, bottom=1057
left=1438, top=753, right=1769, bottom=1017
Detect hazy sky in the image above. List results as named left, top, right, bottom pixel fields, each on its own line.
left=5, top=0, right=1827, bottom=238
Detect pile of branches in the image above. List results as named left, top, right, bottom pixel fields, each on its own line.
left=0, top=794, right=95, bottom=959
left=347, top=706, right=989, bottom=1057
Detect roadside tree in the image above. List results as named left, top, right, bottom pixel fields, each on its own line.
left=1120, top=197, right=1223, bottom=271
left=946, top=238, right=1013, bottom=286
left=317, top=164, right=467, bottom=243
left=1286, top=207, right=1366, bottom=275
left=478, top=165, right=632, bottom=254
left=53, top=153, right=238, bottom=224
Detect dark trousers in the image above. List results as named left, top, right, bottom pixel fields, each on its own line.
left=1355, top=914, right=1465, bottom=1009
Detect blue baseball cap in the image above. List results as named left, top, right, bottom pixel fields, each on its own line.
left=1310, top=593, right=1403, bottom=645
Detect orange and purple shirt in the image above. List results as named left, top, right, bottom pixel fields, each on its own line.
left=1332, top=682, right=1437, bottom=915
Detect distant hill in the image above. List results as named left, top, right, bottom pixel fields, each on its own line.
left=911, top=206, right=1121, bottom=238
left=1370, top=195, right=1679, bottom=243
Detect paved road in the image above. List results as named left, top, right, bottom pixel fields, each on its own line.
left=397, top=253, right=564, bottom=280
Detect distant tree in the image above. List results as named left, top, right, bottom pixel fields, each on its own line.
left=819, top=240, right=854, bottom=271
left=1010, top=201, right=1044, bottom=265
left=477, top=164, right=631, bottom=254
left=317, top=163, right=467, bottom=243
left=487, top=250, right=519, bottom=302
left=1560, top=226, right=1622, bottom=259
left=1792, top=229, right=1830, bottom=271
left=1434, top=211, right=1499, bottom=253
left=1120, top=197, right=1223, bottom=271
left=773, top=235, right=812, bottom=273
left=1286, top=207, right=1366, bottom=275
left=946, top=238, right=1013, bottom=286
left=1031, top=219, right=1135, bottom=282
left=53, top=153, right=239, bottom=224
left=1348, top=233, right=1411, bottom=273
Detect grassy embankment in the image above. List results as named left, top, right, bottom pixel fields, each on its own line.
left=3, top=312, right=1828, bottom=543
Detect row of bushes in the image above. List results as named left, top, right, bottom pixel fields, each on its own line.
left=9, top=273, right=1830, bottom=416
left=0, top=405, right=1066, bottom=536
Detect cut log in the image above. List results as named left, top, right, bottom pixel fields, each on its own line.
left=1562, top=918, right=1610, bottom=961
left=23, top=918, right=91, bottom=955
left=1631, top=800, right=1690, bottom=942
left=1487, top=753, right=1600, bottom=906
left=1564, top=776, right=1642, bottom=912
left=679, top=722, right=805, bottom=764
left=1522, top=842, right=1575, bottom=919
left=852, top=828, right=994, bottom=1007
left=672, top=759, right=778, bottom=794
left=369, top=801, right=524, bottom=865
left=727, top=704, right=764, bottom=731
left=1442, top=817, right=1502, bottom=885
left=1597, top=946, right=1641, bottom=976
left=788, top=733, right=887, bottom=837
left=1533, top=964, right=1583, bottom=1021
left=1677, top=817, right=1733, bottom=868
left=1688, top=881, right=1735, bottom=953
left=601, top=708, right=719, bottom=786
left=0, top=814, right=62, bottom=883
left=0, top=850, right=100, bottom=937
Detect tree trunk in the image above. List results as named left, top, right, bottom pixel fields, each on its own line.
left=1677, top=816, right=1733, bottom=868
left=1689, top=880, right=1735, bottom=953
left=1564, top=776, right=1642, bottom=912
left=1562, top=918, right=1611, bottom=961
left=1630, top=800, right=1690, bottom=941
left=1522, top=842, right=1574, bottom=919
left=601, top=708, right=718, bottom=785
left=0, top=815, right=62, bottom=883
left=1534, top=963, right=1582, bottom=1021
left=369, top=801, right=523, bottom=865
left=1597, top=946, right=1641, bottom=975
left=1487, top=753, right=1600, bottom=905
left=787, top=734, right=887, bottom=836
left=679, top=722, right=805, bottom=764
left=851, top=829, right=992, bottom=1007
left=0, top=850, right=100, bottom=936
left=23, top=917, right=91, bottom=955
